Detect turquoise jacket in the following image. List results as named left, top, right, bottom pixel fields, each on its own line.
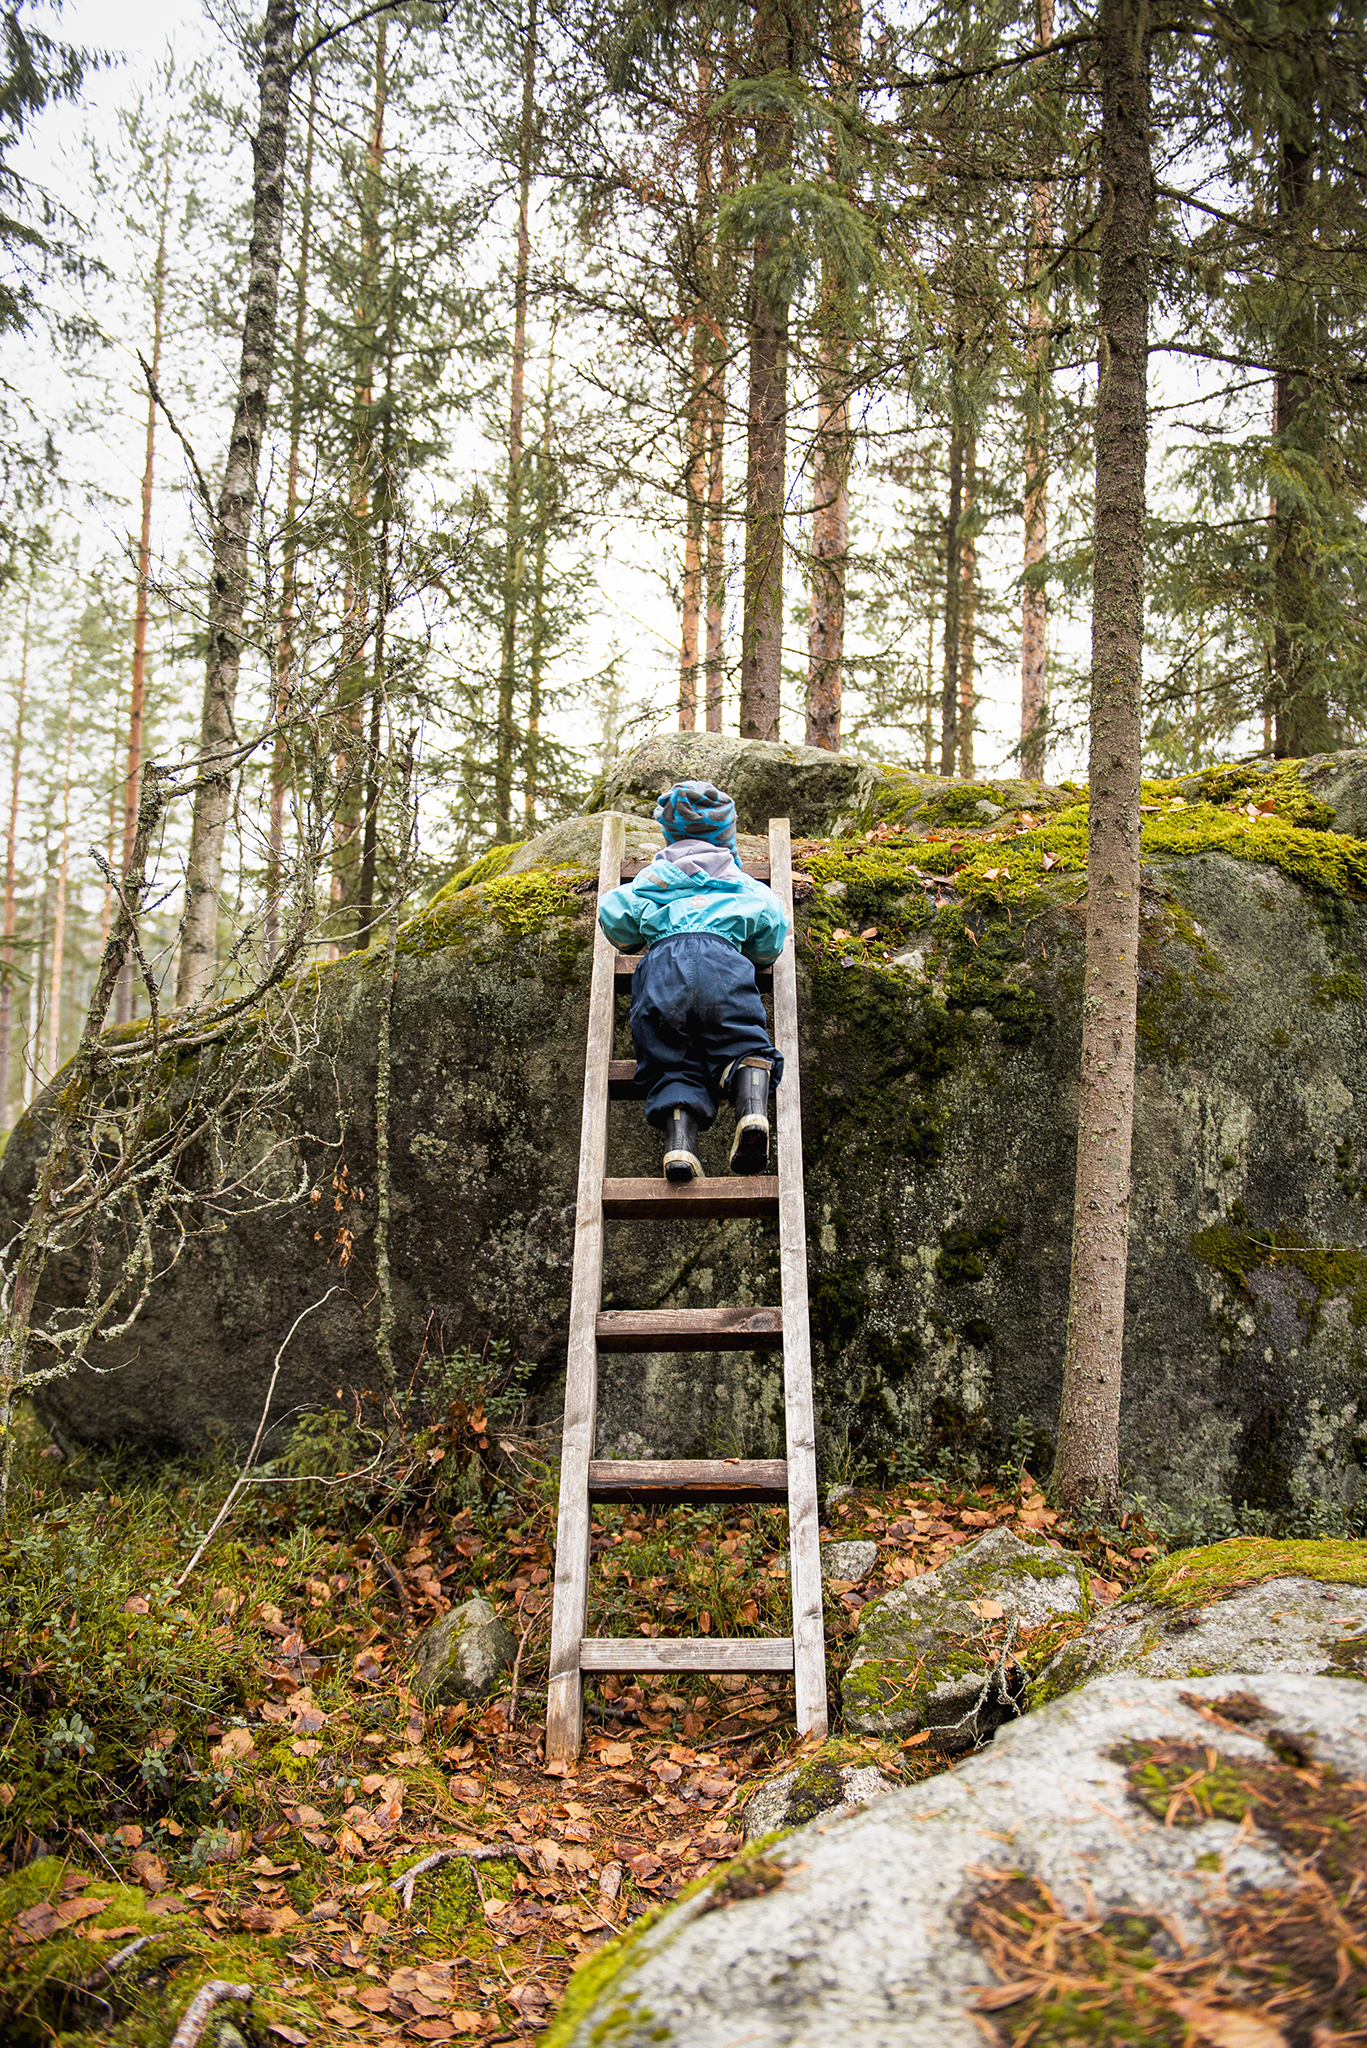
left=598, top=839, right=790, bottom=965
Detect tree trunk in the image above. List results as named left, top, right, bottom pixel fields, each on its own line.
left=176, top=0, right=297, bottom=1008
left=357, top=310, right=398, bottom=950
left=680, top=326, right=705, bottom=731
left=117, top=155, right=170, bottom=1024
left=495, top=0, right=537, bottom=838
left=1019, top=0, right=1054, bottom=779
left=524, top=327, right=558, bottom=831
left=805, top=0, right=858, bottom=752
left=939, top=421, right=964, bottom=776
left=267, top=46, right=319, bottom=965
left=705, top=343, right=726, bottom=732
left=1270, top=136, right=1327, bottom=759
left=332, top=22, right=386, bottom=941
left=100, top=664, right=124, bottom=953
left=1054, top=0, right=1151, bottom=1517
left=958, top=427, right=977, bottom=780
left=46, top=665, right=75, bottom=1081
left=740, top=0, right=792, bottom=743
left=807, top=328, right=848, bottom=750
left=0, top=595, right=28, bottom=1128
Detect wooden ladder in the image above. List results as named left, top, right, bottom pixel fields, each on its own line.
left=545, top=813, right=828, bottom=1761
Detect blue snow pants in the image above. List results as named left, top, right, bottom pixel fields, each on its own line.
left=629, top=932, right=784, bottom=1131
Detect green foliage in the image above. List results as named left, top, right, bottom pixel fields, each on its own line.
left=0, top=1468, right=263, bottom=1848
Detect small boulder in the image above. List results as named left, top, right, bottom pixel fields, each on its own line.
left=1032, top=1537, right=1367, bottom=1707
left=843, top=1526, right=1085, bottom=1745
left=821, top=1540, right=877, bottom=1583
left=743, top=1750, right=897, bottom=1842
left=410, top=1598, right=516, bottom=1704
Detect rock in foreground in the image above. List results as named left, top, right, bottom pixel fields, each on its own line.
left=546, top=1673, right=1367, bottom=2048
left=843, top=1527, right=1085, bottom=1742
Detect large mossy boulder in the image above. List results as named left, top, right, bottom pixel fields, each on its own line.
left=1030, top=1537, right=1367, bottom=1706
left=7, top=736, right=1367, bottom=1517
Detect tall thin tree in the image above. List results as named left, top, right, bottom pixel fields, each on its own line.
left=267, top=42, right=319, bottom=965
left=1054, top=0, right=1151, bottom=1515
left=176, top=0, right=297, bottom=1007
left=117, top=149, right=171, bottom=1024
left=494, top=0, right=538, bottom=838
left=0, top=595, right=29, bottom=1127
left=739, top=0, right=794, bottom=741
left=1019, top=0, right=1055, bottom=778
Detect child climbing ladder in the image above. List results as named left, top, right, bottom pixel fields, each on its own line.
left=597, top=780, right=789, bottom=1183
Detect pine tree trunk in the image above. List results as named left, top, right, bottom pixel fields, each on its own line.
left=939, top=422, right=964, bottom=776
left=705, top=345, right=726, bottom=732
left=176, top=0, right=296, bottom=1006
left=118, top=159, right=170, bottom=1023
left=806, top=329, right=848, bottom=750
left=100, top=667, right=124, bottom=953
left=740, top=0, right=792, bottom=743
left=1271, top=136, right=1326, bottom=759
left=680, top=328, right=705, bottom=730
left=524, top=332, right=558, bottom=831
left=46, top=669, right=75, bottom=1081
left=1020, top=0, right=1054, bottom=778
left=357, top=312, right=398, bottom=950
left=332, top=22, right=386, bottom=940
left=1054, top=0, right=1150, bottom=1517
left=495, top=0, right=537, bottom=838
left=267, top=48, right=318, bottom=965
left=805, top=0, right=857, bottom=752
left=0, top=596, right=28, bottom=1128
left=958, top=428, right=977, bottom=780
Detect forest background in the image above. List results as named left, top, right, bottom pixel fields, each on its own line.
left=0, top=0, right=1363, bottom=1128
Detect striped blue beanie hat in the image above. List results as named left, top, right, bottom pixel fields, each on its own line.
left=655, top=780, right=738, bottom=852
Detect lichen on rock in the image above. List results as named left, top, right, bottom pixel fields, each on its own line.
left=843, top=1526, right=1086, bottom=1743
left=409, top=1597, right=516, bottom=1704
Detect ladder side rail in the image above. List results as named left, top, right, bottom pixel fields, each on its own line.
left=546, top=812, right=626, bottom=1760
left=769, top=816, right=830, bottom=1741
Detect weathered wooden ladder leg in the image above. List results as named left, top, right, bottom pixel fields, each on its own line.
left=545, top=813, right=827, bottom=1760
left=546, top=812, right=625, bottom=1761
left=770, top=816, right=828, bottom=1740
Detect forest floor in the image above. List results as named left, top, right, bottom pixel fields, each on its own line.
left=0, top=1405, right=1160, bottom=2048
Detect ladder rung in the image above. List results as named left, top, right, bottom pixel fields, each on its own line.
left=615, top=954, right=773, bottom=993
left=607, top=1060, right=645, bottom=1098
left=579, top=1636, right=795, bottom=1674
left=596, top=1306, right=783, bottom=1351
left=601, top=1177, right=779, bottom=1218
left=588, top=1457, right=788, bottom=1503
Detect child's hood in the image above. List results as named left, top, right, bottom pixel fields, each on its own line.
left=646, top=837, right=740, bottom=882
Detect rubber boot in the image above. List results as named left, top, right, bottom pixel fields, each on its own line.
left=663, top=1107, right=704, bottom=1183
left=728, top=1061, right=771, bottom=1175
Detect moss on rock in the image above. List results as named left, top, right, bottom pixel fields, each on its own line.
left=1136, top=1537, right=1367, bottom=1610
